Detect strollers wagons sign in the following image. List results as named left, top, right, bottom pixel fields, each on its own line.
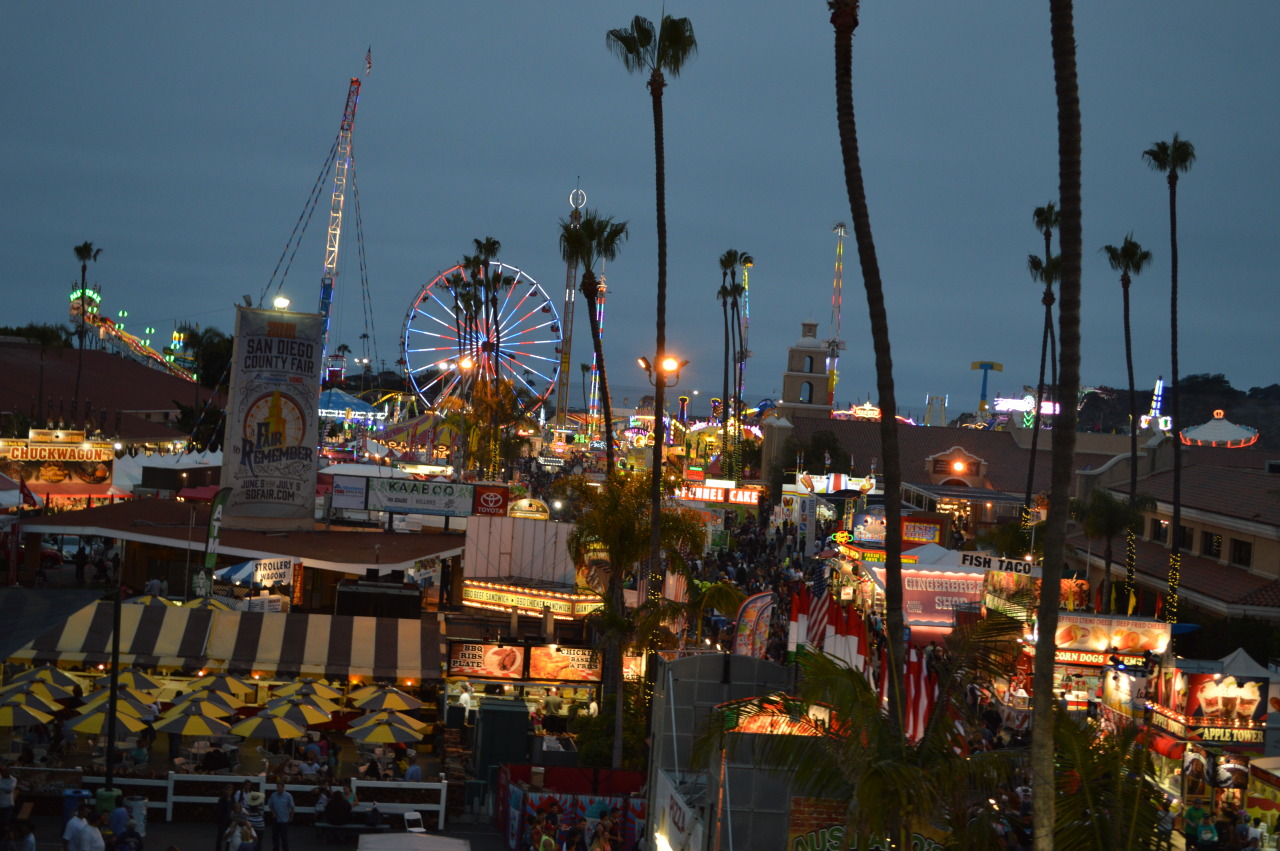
left=221, top=306, right=323, bottom=531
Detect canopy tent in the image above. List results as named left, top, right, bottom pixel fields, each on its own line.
left=1219, top=647, right=1271, bottom=679
left=204, top=611, right=437, bottom=680
left=317, top=463, right=412, bottom=479
left=7, top=605, right=438, bottom=682
left=214, top=560, right=256, bottom=585
left=9, top=601, right=213, bottom=669
left=319, top=389, right=385, bottom=422
left=0, top=588, right=104, bottom=660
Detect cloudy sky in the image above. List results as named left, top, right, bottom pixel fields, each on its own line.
left=5, top=2, right=1277, bottom=422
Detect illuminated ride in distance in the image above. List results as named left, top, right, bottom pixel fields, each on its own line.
left=401, top=261, right=563, bottom=415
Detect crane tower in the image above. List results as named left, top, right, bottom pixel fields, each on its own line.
left=824, top=223, right=847, bottom=405
left=317, top=76, right=362, bottom=358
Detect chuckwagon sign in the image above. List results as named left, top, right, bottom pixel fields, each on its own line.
left=0, top=430, right=115, bottom=485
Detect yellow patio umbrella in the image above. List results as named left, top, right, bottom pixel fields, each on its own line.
left=189, top=674, right=256, bottom=696
left=348, top=709, right=428, bottom=732
left=0, top=679, right=73, bottom=703
left=82, top=687, right=154, bottom=710
left=174, top=688, right=246, bottom=711
left=266, top=692, right=338, bottom=714
left=126, top=595, right=179, bottom=606
left=346, top=719, right=422, bottom=745
left=70, top=707, right=149, bottom=735
left=160, top=698, right=232, bottom=721
left=346, top=684, right=385, bottom=703
left=228, top=713, right=305, bottom=740
left=154, top=708, right=232, bottom=738
left=0, top=701, right=55, bottom=728
left=94, top=669, right=162, bottom=691
left=273, top=679, right=342, bottom=701
left=265, top=697, right=331, bottom=727
left=353, top=688, right=424, bottom=712
left=0, top=688, right=63, bottom=713
left=9, top=665, right=81, bottom=690
left=183, top=597, right=233, bottom=611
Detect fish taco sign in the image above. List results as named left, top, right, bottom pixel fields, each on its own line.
left=221, top=306, right=323, bottom=530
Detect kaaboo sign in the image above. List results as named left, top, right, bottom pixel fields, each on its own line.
left=366, top=479, right=473, bottom=516
left=472, top=485, right=510, bottom=516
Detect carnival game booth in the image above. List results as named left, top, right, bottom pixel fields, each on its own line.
left=836, top=542, right=986, bottom=647
left=1144, top=648, right=1280, bottom=822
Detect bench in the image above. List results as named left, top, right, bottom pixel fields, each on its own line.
left=313, top=822, right=391, bottom=844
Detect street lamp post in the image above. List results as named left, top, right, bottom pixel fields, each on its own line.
left=638, top=355, right=688, bottom=601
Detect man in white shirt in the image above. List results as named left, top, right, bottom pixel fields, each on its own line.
left=0, top=763, right=17, bottom=828
left=62, top=804, right=90, bottom=851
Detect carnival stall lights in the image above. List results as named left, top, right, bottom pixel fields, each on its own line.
left=459, top=580, right=602, bottom=621
left=1018, top=613, right=1170, bottom=712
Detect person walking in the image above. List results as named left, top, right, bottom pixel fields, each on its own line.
left=242, top=792, right=266, bottom=851
left=214, top=784, right=236, bottom=851
left=265, top=782, right=294, bottom=851
left=0, top=763, right=16, bottom=830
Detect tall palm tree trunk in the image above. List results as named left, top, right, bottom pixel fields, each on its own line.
left=1123, top=272, right=1139, bottom=599
left=721, top=299, right=732, bottom=474
left=1024, top=307, right=1051, bottom=509
left=830, top=0, right=905, bottom=741
left=1031, top=2, right=1083, bottom=849
left=581, top=272, right=616, bottom=475
left=1167, top=172, right=1183, bottom=625
left=646, top=69, right=670, bottom=617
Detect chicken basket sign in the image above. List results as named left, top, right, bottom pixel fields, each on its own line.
left=220, top=306, right=323, bottom=530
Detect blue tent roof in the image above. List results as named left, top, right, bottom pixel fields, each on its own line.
left=318, top=389, right=378, bottom=417
left=214, top=560, right=255, bottom=584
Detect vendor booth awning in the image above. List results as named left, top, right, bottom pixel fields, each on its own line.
left=25, top=482, right=131, bottom=499
left=214, top=560, right=256, bottom=585
left=205, top=611, right=435, bottom=681
left=9, top=601, right=213, bottom=669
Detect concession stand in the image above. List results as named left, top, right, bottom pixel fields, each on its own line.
left=1143, top=648, right=1280, bottom=822
left=444, top=639, right=603, bottom=721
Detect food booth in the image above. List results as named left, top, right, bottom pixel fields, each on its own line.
left=1144, top=648, right=1280, bottom=822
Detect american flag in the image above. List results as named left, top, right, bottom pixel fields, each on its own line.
left=365, top=46, right=372, bottom=76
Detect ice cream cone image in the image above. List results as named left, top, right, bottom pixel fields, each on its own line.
left=1237, top=681, right=1262, bottom=720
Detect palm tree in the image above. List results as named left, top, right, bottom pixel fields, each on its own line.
left=828, top=0, right=906, bottom=732
left=1103, top=234, right=1153, bottom=601
left=559, top=209, right=628, bottom=476
left=716, top=251, right=738, bottom=477
left=1031, top=2, right=1084, bottom=848
left=1143, top=134, right=1196, bottom=628
left=730, top=252, right=754, bottom=476
left=1032, top=201, right=1060, bottom=397
left=72, top=241, right=103, bottom=405
left=559, top=471, right=704, bottom=770
left=1023, top=251, right=1059, bottom=516
left=579, top=362, right=591, bottom=415
left=1071, top=489, right=1155, bottom=614
left=607, top=13, right=697, bottom=603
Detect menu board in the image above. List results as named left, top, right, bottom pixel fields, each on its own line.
left=529, top=646, right=602, bottom=682
left=448, top=641, right=524, bottom=679
left=1052, top=614, right=1170, bottom=654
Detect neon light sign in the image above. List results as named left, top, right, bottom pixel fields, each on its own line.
left=1139, top=378, right=1172, bottom=431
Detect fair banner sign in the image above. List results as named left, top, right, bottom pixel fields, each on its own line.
left=960, top=551, right=1042, bottom=578
left=366, top=479, right=474, bottom=516
left=221, top=307, right=323, bottom=530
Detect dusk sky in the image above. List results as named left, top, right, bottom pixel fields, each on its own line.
left=5, top=3, right=1277, bottom=422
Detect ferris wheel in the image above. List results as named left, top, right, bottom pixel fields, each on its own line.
left=402, top=262, right=563, bottom=413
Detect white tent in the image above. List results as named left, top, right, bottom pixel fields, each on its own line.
left=1219, top=647, right=1271, bottom=679
left=359, top=836, right=470, bottom=851
left=319, top=463, right=411, bottom=479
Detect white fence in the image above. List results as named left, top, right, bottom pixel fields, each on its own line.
left=77, top=772, right=449, bottom=830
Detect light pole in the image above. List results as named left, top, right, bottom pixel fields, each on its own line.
left=638, top=355, right=688, bottom=601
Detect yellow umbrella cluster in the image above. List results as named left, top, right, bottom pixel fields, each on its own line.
left=11, top=666, right=81, bottom=690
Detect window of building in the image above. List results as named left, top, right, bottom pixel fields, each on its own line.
left=1179, top=525, right=1194, bottom=549
left=799, top=382, right=813, bottom=404
left=1201, top=531, right=1222, bottom=559
left=803, top=355, right=814, bottom=373
left=1230, top=539, right=1253, bottom=568
left=1150, top=518, right=1168, bottom=543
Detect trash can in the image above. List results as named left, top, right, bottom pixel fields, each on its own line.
left=62, top=789, right=92, bottom=823
left=125, top=796, right=148, bottom=837
left=95, top=787, right=122, bottom=815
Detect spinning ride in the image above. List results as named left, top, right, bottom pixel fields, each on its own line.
left=401, top=262, right=563, bottom=413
